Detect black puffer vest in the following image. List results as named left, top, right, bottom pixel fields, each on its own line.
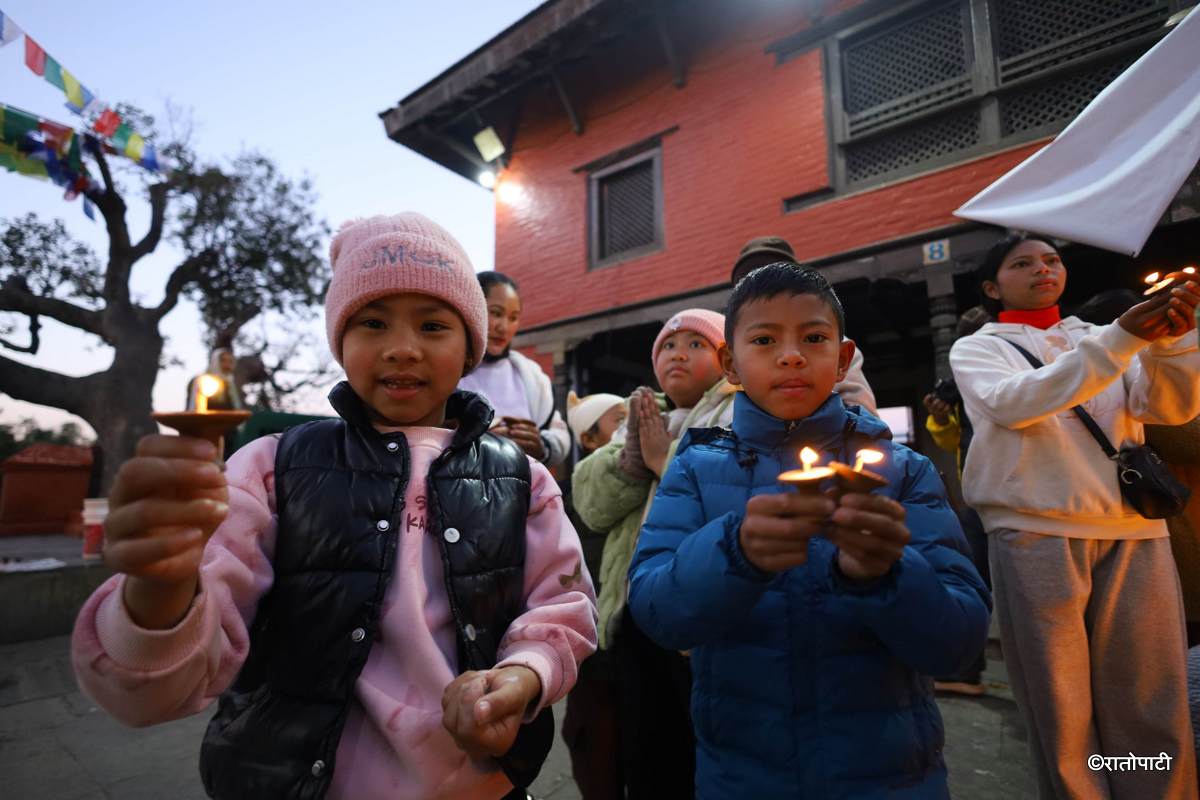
left=199, top=383, right=554, bottom=799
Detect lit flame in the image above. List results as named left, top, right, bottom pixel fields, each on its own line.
left=195, top=373, right=222, bottom=414
left=853, top=449, right=884, bottom=472
left=800, top=447, right=819, bottom=472
left=198, top=374, right=222, bottom=398
left=1144, top=267, right=1196, bottom=295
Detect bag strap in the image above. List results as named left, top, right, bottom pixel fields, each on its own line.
left=992, top=337, right=1120, bottom=460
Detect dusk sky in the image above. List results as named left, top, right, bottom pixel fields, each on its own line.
left=0, top=0, right=543, bottom=433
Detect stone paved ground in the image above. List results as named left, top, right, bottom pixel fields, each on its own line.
left=0, top=635, right=579, bottom=800
left=939, top=643, right=1036, bottom=799
left=0, top=635, right=1036, bottom=799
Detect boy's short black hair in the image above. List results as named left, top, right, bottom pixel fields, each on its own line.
left=725, top=262, right=845, bottom=343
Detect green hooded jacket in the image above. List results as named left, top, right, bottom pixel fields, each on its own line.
left=573, top=378, right=738, bottom=648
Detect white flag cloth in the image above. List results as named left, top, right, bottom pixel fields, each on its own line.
left=0, top=11, right=22, bottom=46
left=955, top=8, right=1200, bottom=256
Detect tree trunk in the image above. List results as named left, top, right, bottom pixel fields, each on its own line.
left=81, top=324, right=165, bottom=494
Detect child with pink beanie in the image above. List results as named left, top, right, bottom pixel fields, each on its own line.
left=71, top=212, right=597, bottom=800
left=570, top=307, right=729, bottom=798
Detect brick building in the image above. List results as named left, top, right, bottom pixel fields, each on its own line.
left=382, top=0, right=1198, bottom=458
left=0, top=443, right=92, bottom=536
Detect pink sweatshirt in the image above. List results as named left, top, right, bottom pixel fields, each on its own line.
left=71, top=427, right=597, bottom=800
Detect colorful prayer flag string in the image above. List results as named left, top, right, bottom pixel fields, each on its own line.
left=0, top=141, right=48, bottom=178
left=2, top=7, right=166, bottom=173
left=1, top=103, right=39, bottom=146
left=0, top=103, right=101, bottom=201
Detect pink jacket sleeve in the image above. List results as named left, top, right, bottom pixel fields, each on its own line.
left=495, top=459, right=598, bottom=716
left=70, top=436, right=279, bottom=727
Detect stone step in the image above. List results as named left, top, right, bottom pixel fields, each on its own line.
left=0, top=535, right=112, bottom=645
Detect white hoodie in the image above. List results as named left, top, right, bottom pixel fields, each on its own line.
left=950, top=318, right=1199, bottom=540
left=457, top=349, right=572, bottom=467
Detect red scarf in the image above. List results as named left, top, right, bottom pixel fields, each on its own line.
left=998, top=306, right=1061, bottom=329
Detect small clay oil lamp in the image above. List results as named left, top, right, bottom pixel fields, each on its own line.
left=829, top=448, right=889, bottom=495
left=1143, top=266, right=1197, bottom=296
left=153, top=373, right=250, bottom=456
left=778, top=446, right=835, bottom=495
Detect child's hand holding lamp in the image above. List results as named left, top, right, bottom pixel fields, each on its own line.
left=828, top=450, right=909, bottom=583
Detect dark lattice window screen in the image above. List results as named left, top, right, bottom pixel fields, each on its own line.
left=840, top=2, right=976, bottom=185
left=829, top=0, right=1170, bottom=191
left=847, top=109, right=981, bottom=184
left=996, top=0, right=1163, bottom=60
left=995, top=0, right=1168, bottom=81
left=842, top=3, right=969, bottom=115
left=1000, top=53, right=1139, bottom=136
left=598, top=160, right=656, bottom=260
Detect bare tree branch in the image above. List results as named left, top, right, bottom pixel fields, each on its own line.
left=131, top=179, right=174, bottom=261
left=212, top=304, right=261, bottom=351
left=0, top=351, right=91, bottom=417
left=81, top=181, right=105, bottom=207
left=236, top=328, right=338, bottom=411
left=153, top=253, right=210, bottom=321
left=266, top=364, right=336, bottom=399
left=93, top=143, right=117, bottom=198
left=0, top=277, right=106, bottom=339
left=0, top=313, right=39, bottom=354
left=89, top=147, right=127, bottom=234
left=88, top=146, right=135, bottom=307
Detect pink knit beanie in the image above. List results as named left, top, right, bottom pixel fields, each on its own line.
left=325, top=213, right=487, bottom=368
left=651, top=308, right=726, bottom=364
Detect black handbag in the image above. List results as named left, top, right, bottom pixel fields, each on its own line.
left=997, top=338, right=1191, bottom=520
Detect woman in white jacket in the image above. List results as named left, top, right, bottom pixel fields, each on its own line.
left=458, top=271, right=571, bottom=467
left=950, top=232, right=1200, bottom=800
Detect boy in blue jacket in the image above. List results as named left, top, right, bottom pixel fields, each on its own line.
left=628, top=263, right=991, bottom=799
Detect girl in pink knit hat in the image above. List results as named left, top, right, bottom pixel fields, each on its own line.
left=72, top=212, right=597, bottom=800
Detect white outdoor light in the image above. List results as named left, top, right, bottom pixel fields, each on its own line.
left=477, top=170, right=496, bottom=189
left=473, top=126, right=506, bottom=162
left=497, top=180, right=524, bottom=205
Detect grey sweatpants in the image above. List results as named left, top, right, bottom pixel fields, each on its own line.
left=991, top=529, right=1198, bottom=799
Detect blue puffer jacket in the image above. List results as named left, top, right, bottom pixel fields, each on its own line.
left=628, top=392, right=991, bottom=799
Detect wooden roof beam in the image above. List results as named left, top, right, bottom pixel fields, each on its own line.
left=654, top=0, right=687, bottom=88
left=549, top=67, right=585, bottom=135
left=419, top=124, right=489, bottom=173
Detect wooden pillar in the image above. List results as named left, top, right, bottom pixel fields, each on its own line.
left=925, top=261, right=958, bottom=381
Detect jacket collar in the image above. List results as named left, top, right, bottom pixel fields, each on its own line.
left=327, top=381, right=495, bottom=449
left=731, top=390, right=888, bottom=453
left=656, top=378, right=738, bottom=415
